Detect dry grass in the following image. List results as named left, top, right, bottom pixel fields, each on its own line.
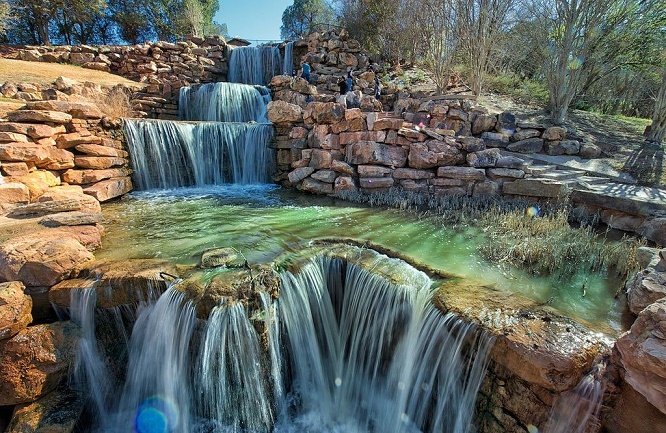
left=0, top=58, right=142, bottom=88
left=89, top=86, right=135, bottom=118
left=479, top=209, right=643, bottom=279
left=0, top=96, right=25, bottom=118
left=335, top=188, right=643, bottom=280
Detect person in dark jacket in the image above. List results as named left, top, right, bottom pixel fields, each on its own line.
left=338, top=77, right=347, bottom=94
left=346, top=70, right=353, bottom=92
left=301, top=62, right=311, bottom=82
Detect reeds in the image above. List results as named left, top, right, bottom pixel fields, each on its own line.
left=334, top=188, right=643, bottom=280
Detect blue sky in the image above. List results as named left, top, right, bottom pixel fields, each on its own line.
left=215, top=0, right=294, bottom=42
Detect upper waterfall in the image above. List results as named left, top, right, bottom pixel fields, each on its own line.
left=178, top=82, right=271, bottom=122
left=228, top=46, right=283, bottom=85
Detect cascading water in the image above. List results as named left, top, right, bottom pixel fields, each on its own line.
left=123, top=119, right=274, bottom=189
left=71, top=252, right=493, bottom=433
left=228, top=45, right=283, bottom=85
left=179, top=82, right=271, bottom=122
left=282, top=41, right=294, bottom=76
left=541, top=362, right=606, bottom=433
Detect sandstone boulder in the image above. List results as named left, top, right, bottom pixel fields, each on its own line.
left=7, top=110, right=72, bottom=124
left=615, top=298, right=666, bottom=415
left=437, top=166, right=486, bottom=181
left=300, top=177, right=333, bottom=194
left=24, top=101, right=104, bottom=119
left=346, top=141, right=407, bottom=167
left=0, top=321, right=79, bottom=405
left=5, top=387, right=84, bottom=433
left=0, top=183, right=30, bottom=207
left=542, top=126, right=567, bottom=141
left=472, top=115, right=497, bottom=135
left=626, top=265, right=666, bottom=315
left=0, top=142, right=51, bottom=164
left=512, top=129, right=541, bottom=142
left=0, top=231, right=95, bottom=287
left=39, top=211, right=103, bottom=228
left=0, top=281, right=32, bottom=340
left=334, top=176, right=356, bottom=192
left=507, top=138, right=544, bottom=153
left=467, top=148, right=501, bottom=168
left=266, top=100, right=303, bottom=124
left=1, top=162, right=30, bottom=177
left=580, top=143, right=602, bottom=159
left=408, top=141, right=463, bottom=169
left=62, top=167, right=131, bottom=185
left=74, top=156, right=126, bottom=170
left=83, top=177, right=133, bottom=202
left=200, top=247, right=245, bottom=269
left=359, top=177, right=394, bottom=189
left=288, top=167, right=315, bottom=184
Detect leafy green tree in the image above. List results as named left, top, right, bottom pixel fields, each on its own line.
left=281, top=0, right=333, bottom=40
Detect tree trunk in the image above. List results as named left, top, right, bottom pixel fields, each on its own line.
left=647, top=67, right=666, bottom=144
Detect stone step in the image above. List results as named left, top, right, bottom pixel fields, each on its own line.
left=539, top=170, right=584, bottom=181
left=524, top=165, right=556, bottom=175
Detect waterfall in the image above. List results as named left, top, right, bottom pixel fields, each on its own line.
left=282, top=41, right=294, bottom=76
left=272, top=256, right=494, bottom=433
left=542, top=362, right=606, bottom=433
left=71, top=253, right=493, bottom=433
left=179, top=82, right=271, bottom=122
left=196, top=303, right=274, bottom=432
left=228, top=46, right=283, bottom=85
left=123, top=119, right=275, bottom=190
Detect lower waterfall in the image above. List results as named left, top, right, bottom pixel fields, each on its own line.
left=70, top=254, right=493, bottom=433
left=123, top=119, right=274, bottom=189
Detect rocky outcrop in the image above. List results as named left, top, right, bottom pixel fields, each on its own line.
left=615, top=298, right=666, bottom=415
left=0, top=281, right=32, bottom=340
left=5, top=387, right=84, bottom=433
left=0, top=321, right=79, bottom=405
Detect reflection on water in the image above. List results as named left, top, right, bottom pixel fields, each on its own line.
left=99, top=185, right=627, bottom=333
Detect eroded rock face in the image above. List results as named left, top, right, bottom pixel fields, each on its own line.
left=0, top=321, right=79, bottom=405
left=267, top=100, right=303, bottom=124
left=626, top=249, right=666, bottom=314
left=615, top=298, right=666, bottom=415
left=48, top=259, right=179, bottom=309
left=0, top=228, right=98, bottom=287
left=0, top=281, right=32, bottom=340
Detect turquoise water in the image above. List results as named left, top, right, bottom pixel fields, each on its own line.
left=99, top=185, right=627, bottom=333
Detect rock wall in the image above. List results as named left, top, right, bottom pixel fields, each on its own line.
left=2, top=36, right=229, bottom=119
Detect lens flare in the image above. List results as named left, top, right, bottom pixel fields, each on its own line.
left=135, top=396, right=179, bottom=433
left=526, top=205, right=541, bottom=218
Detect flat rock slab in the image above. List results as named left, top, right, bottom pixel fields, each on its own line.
left=82, top=176, right=133, bottom=202
left=571, top=183, right=666, bottom=218
left=39, top=211, right=103, bottom=227
left=503, top=178, right=569, bottom=198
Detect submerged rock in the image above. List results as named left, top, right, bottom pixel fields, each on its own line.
left=6, top=387, right=84, bottom=433
left=200, top=247, right=246, bottom=269
left=0, top=321, right=79, bottom=405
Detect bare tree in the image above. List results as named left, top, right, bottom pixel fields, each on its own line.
left=647, top=66, right=666, bottom=144
left=456, top=0, right=514, bottom=95
left=418, top=0, right=459, bottom=92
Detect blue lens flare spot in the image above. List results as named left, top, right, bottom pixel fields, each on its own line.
left=135, top=396, right=178, bottom=433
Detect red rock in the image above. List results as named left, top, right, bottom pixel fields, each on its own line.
left=62, top=167, right=131, bottom=185
left=393, top=168, right=435, bottom=179
left=288, top=167, right=315, bottom=184
left=300, top=178, right=333, bottom=194
left=74, top=156, right=126, bottom=169
left=0, top=142, right=51, bottom=164
left=346, top=141, right=407, bottom=167
left=0, top=322, right=79, bottom=405
left=39, top=148, right=75, bottom=170
left=408, top=141, right=463, bottom=169
left=266, top=100, right=303, bottom=124
left=0, top=132, right=29, bottom=143
left=334, top=176, right=356, bottom=192
left=82, top=176, right=133, bottom=202
left=7, top=110, right=72, bottom=124
left=616, top=298, right=666, bottom=415
left=24, top=100, right=104, bottom=119
left=339, top=131, right=386, bottom=145
left=309, top=149, right=333, bottom=169
left=359, top=177, right=394, bottom=188
left=0, top=162, right=30, bottom=177
left=75, top=144, right=127, bottom=158
left=373, top=117, right=404, bottom=131
left=331, top=159, right=354, bottom=175
left=357, top=165, right=393, bottom=177
left=0, top=281, right=32, bottom=340
left=55, top=132, right=101, bottom=149
left=0, top=123, right=65, bottom=140
left=0, top=183, right=30, bottom=206
left=6, top=171, right=60, bottom=200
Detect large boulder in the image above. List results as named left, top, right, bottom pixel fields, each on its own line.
left=83, top=177, right=133, bottom=202
left=5, top=387, right=84, bottom=433
left=408, top=141, right=464, bottom=169
left=615, top=298, right=666, bottom=415
left=346, top=141, right=407, bottom=167
left=304, top=102, right=345, bottom=124
left=266, top=100, right=303, bottom=124
left=0, top=229, right=97, bottom=287
left=626, top=255, right=666, bottom=314
left=7, top=110, right=72, bottom=124
left=0, top=321, right=79, bottom=405
left=0, top=282, right=32, bottom=340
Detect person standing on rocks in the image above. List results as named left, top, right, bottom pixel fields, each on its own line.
left=346, top=70, right=354, bottom=93
left=338, top=76, right=347, bottom=94
left=301, top=62, right=311, bottom=83
left=374, top=75, right=381, bottom=100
